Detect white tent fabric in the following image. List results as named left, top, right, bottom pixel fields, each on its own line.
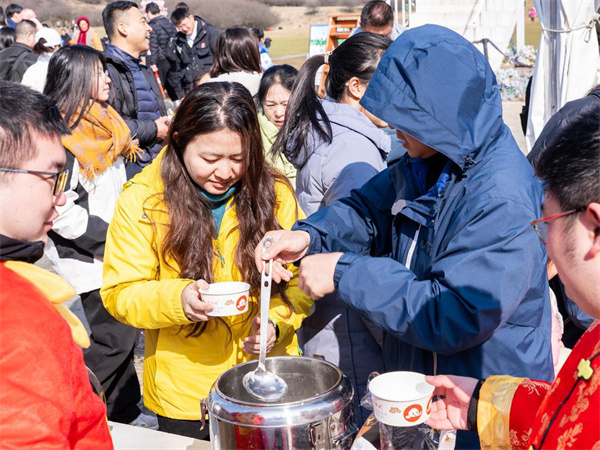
left=526, top=0, right=600, bottom=152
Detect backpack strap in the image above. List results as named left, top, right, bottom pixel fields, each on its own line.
left=9, top=50, right=32, bottom=82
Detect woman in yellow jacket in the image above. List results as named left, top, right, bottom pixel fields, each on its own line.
left=101, top=82, right=313, bottom=439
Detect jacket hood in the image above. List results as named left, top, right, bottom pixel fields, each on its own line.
left=286, top=100, right=391, bottom=168
left=360, top=24, right=504, bottom=169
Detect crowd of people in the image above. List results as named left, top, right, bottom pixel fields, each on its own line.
left=0, top=0, right=598, bottom=448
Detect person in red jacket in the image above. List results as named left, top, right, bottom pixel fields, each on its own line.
left=425, top=106, right=600, bottom=449
left=0, top=80, right=113, bottom=449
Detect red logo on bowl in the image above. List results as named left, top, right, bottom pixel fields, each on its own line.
left=236, top=295, right=247, bottom=311
left=426, top=396, right=432, bottom=415
left=403, top=404, right=423, bottom=422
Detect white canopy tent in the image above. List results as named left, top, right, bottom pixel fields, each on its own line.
left=526, top=0, right=600, bottom=152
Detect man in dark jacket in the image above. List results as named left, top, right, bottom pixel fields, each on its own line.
left=145, top=2, right=177, bottom=100
left=257, top=25, right=554, bottom=448
left=103, top=0, right=169, bottom=179
left=169, top=7, right=219, bottom=100
left=0, top=19, right=36, bottom=82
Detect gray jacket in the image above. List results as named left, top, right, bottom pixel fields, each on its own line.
left=287, top=100, right=390, bottom=216
left=285, top=100, right=390, bottom=425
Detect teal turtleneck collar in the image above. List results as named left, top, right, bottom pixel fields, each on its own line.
left=197, top=184, right=237, bottom=236
left=199, top=185, right=237, bottom=204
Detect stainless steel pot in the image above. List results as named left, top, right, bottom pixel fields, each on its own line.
left=205, top=356, right=357, bottom=449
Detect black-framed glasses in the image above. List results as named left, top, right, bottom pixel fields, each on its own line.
left=530, top=208, right=585, bottom=244
left=0, top=167, right=69, bottom=196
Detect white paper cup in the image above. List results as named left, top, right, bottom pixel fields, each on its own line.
left=368, top=371, right=434, bottom=427
left=200, top=282, right=250, bottom=317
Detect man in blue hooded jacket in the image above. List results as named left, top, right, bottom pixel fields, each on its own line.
left=256, top=25, right=553, bottom=448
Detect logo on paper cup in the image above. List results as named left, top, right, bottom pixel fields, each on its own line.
left=403, top=404, right=423, bottom=422
left=236, top=295, right=247, bottom=311
left=426, top=396, right=432, bottom=415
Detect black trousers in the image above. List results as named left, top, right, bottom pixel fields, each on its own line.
left=81, top=289, right=141, bottom=423
left=157, top=415, right=210, bottom=440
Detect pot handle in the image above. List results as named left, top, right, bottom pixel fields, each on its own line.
left=332, top=424, right=359, bottom=448
left=200, top=398, right=207, bottom=431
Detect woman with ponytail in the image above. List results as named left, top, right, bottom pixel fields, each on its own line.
left=101, top=82, right=313, bottom=439
left=272, top=32, right=391, bottom=424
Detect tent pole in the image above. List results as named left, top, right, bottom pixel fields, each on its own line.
left=549, top=0, right=560, bottom=115
left=402, top=0, right=406, bottom=26
left=516, top=0, right=525, bottom=49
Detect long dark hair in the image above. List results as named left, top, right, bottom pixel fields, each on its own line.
left=159, top=82, right=296, bottom=337
left=257, top=64, right=298, bottom=109
left=209, top=26, right=261, bottom=78
left=273, top=32, right=390, bottom=161
left=44, top=45, right=107, bottom=129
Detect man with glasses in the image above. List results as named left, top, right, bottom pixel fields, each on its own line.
left=426, top=106, right=600, bottom=449
left=169, top=6, right=218, bottom=100
left=0, top=81, right=112, bottom=448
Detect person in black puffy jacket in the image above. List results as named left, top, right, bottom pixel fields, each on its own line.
left=145, top=2, right=178, bottom=101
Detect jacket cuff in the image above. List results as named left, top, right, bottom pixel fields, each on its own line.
left=334, top=252, right=361, bottom=288
left=477, top=375, right=524, bottom=448
left=171, top=280, right=195, bottom=324
left=268, top=319, right=280, bottom=343
left=150, top=119, right=158, bottom=142
left=291, top=224, right=321, bottom=256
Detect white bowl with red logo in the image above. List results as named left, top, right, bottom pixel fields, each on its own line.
left=200, top=282, right=250, bottom=317
left=368, top=371, right=434, bottom=427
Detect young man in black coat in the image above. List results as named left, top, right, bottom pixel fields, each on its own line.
left=169, top=7, right=219, bottom=100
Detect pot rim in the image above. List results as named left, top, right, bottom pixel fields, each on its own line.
left=215, top=355, right=343, bottom=407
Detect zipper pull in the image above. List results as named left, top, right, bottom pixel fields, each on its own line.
left=216, top=244, right=225, bottom=267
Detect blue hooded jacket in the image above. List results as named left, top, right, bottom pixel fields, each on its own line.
left=285, top=99, right=390, bottom=425
left=294, top=25, right=553, bottom=448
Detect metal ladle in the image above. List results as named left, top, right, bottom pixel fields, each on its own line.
left=242, top=238, right=289, bottom=402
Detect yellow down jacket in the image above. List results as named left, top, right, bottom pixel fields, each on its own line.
left=101, top=151, right=313, bottom=420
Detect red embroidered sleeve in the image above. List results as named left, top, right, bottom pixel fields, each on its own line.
left=509, top=379, right=551, bottom=449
